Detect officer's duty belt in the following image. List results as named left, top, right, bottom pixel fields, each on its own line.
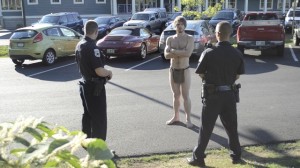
left=215, top=85, right=232, bottom=91
left=206, top=84, right=233, bottom=92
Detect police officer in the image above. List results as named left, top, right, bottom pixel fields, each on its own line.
left=187, top=21, right=245, bottom=167
left=75, top=20, right=112, bottom=141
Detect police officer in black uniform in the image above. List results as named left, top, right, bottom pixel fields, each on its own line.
left=187, top=21, right=245, bottom=167
left=75, top=20, right=112, bottom=141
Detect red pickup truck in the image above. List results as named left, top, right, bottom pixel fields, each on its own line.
left=237, top=12, right=285, bottom=56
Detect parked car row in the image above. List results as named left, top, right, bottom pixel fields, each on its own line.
left=9, top=8, right=291, bottom=66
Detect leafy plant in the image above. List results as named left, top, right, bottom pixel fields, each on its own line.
left=181, top=0, right=224, bottom=20
left=0, top=117, right=115, bottom=168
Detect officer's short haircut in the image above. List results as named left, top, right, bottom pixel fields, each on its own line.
left=173, top=16, right=187, bottom=28
left=216, top=21, right=232, bottom=39
left=84, top=20, right=98, bottom=35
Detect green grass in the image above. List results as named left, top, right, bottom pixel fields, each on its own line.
left=115, top=140, right=300, bottom=168
left=0, top=45, right=8, bottom=57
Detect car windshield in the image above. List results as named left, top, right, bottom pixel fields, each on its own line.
left=11, top=30, right=38, bottom=39
left=39, top=16, right=60, bottom=24
left=94, top=17, right=110, bottom=24
left=212, top=11, right=234, bottom=20
left=288, top=11, right=300, bottom=17
left=131, top=14, right=150, bottom=20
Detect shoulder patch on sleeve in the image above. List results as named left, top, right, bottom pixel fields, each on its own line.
left=94, top=49, right=100, bottom=58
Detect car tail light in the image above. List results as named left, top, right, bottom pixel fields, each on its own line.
left=33, top=33, right=43, bottom=43
left=195, top=35, right=207, bottom=44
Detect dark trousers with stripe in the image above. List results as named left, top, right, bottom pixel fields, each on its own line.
left=193, top=91, right=241, bottom=160
left=79, top=81, right=107, bottom=140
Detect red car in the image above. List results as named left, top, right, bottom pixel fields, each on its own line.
left=96, top=26, right=160, bottom=59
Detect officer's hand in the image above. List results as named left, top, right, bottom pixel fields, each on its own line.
left=107, top=70, right=112, bottom=80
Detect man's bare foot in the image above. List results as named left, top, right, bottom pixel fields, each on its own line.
left=186, top=121, right=193, bottom=128
left=166, top=118, right=180, bottom=125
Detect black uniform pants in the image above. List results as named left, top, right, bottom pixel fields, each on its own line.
left=193, top=91, right=241, bottom=160
left=79, top=81, right=107, bottom=140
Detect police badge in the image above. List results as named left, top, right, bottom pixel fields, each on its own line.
left=94, top=49, right=100, bottom=58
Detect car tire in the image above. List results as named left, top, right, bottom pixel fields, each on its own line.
left=42, top=49, right=56, bottom=65
left=12, top=59, right=24, bottom=66
left=293, top=32, right=299, bottom=46
left=277, top=44, right=284, bottom=57
left=139, top=43, right=147, bottom=59
left=237, top=45, right=244, bottom=54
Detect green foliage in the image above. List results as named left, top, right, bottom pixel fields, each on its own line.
left=181, top=0, right=224, bottom=20
left=0, top=117, right=116, bottom=168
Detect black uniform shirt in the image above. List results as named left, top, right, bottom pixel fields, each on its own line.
left=195, top=41, right=245, bottom=85
left=75, top=36, right=104, bottom=81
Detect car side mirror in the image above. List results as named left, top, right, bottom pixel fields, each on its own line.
left=150, top=17, right=155, bottom=21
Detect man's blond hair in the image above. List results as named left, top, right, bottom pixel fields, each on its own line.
left=173, top=16, right=187, bottom=28
left=215, top=21, right=232, bottom=40
left=84, top=20, right=98, bottom=35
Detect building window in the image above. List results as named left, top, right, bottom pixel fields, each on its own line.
left=74, top=0, right=84, bottom=4
left=228, top=0, right=236, bottom=9
left=1, top=0, right=22, bottom=10
left=51, top=0, right=61, bottom=4
left=96, top=0, right=106, bottom=4
left=27, top=0, right=38, bottom=5
left=259, top=0, right=273, bottom=10
left=277, top=0, right=290, bottom=10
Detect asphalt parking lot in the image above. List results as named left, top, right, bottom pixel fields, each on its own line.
left=1, top=30, right=300, bottom=157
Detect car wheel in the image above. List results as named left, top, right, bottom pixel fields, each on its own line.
left=293, top=32, right=299, bottom=46
left=42, top=49, right=56, bottom=65
left=237, top=45, right=244, bottom=54
left=12, top=59, right=24, bottom=66
left=139, top=43, right=147, bottom=59
left=277, top=44, right=284, bottom=57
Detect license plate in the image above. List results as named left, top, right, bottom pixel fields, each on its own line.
left=256, top=41, right=265, bottom=46
left=17, top=43, right=24, bottom=47
left=107, top=49, right=115, bottom=54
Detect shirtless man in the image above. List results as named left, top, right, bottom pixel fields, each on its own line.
left=164, top=16, right=194, bottom=128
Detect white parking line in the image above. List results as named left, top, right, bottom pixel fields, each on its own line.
left=125, top=56, right=161, bottom=71
left=288, top=45, right=299, bottom=62
left=28, top=62, right=76, bottom=77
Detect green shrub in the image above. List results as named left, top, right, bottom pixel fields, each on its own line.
left=0, top=46, right=8, bottom=57
left=0, top=117, right=115, bottom=168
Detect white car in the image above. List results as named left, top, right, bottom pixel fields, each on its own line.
left=284, top=7, right=300, bottom=31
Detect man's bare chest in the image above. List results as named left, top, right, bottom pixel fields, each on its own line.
left=170, top=36, right=188, bottom=50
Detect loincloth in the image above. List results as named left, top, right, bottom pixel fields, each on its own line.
left=171, top=66, right=189, bottom=84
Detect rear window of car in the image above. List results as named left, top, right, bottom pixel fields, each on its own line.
left=288, top=10, right=300, bottom=17
left=110, top=29, right=133, bottom=35
left=212, top=11, right=234, bottom=20
left=245, top=13, right=278, bottom=20
left=11, top=30, right=38, bottom=39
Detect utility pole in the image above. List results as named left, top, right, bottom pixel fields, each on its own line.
left=22, top=0, right=26, bottom=27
